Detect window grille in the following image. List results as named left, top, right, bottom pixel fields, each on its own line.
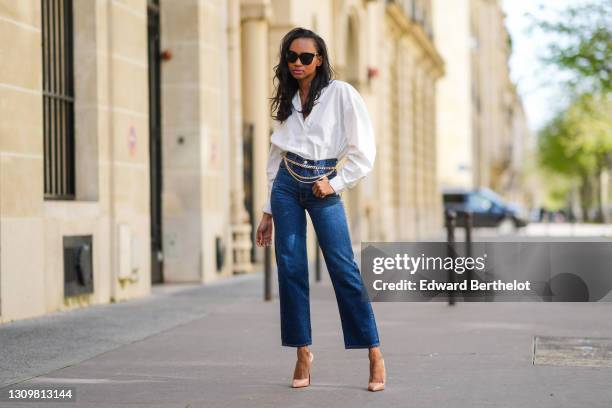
left=42, top=0, right=75, bottom=199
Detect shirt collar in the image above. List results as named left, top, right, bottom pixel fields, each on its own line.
left=292, top=79, right=335, bottom=111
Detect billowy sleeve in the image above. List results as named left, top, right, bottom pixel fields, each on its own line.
left=328, top=84, right=376, bottom=195
left=262, top=142, right=283, bottom=215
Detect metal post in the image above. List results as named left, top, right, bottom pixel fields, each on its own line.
left=264, top=244, right=272, bottom=301
left=464, top=211, right=474, bottom=301
left=445, top=209, right=456, bottom=306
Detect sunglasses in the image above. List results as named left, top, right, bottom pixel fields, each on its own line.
left=286, top=50, right=320, bottom=65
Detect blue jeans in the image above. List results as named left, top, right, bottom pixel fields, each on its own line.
left=270, top=151, right=380, bottom=349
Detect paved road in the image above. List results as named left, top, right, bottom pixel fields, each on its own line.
left=1, top=271, right=611, bottom=407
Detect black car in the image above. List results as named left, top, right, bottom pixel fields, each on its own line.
left=442, top=188, right=528, bottom=228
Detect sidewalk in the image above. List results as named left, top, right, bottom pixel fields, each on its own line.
left=1, top=271, right=611, bottom=407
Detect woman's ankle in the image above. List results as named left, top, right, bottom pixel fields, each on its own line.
left=297, top=346, right=310, bottom=358
left=368, top=346, right=383, bottom=360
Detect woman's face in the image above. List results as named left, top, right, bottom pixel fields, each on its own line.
left=287, top=38, right=322, bottom=81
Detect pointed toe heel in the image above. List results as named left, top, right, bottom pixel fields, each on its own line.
left=367, top=358, right=386, bottom=392
left=291, top=351, right=314, bottom=388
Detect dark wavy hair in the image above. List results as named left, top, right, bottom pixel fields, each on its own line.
left=270, top=27, right=335, bottom=123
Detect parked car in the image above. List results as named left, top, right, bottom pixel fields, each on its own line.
left=442, top=187, right=529, bottom=228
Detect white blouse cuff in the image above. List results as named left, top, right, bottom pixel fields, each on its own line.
left=262, top=200, right=272, bottom=215
left=329, top=176, right=346, bottom=195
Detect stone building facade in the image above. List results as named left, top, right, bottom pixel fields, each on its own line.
left=0, top=0, right=443, bottom=323
left=433, top=0, right=531, bottom=200
left=1, top=0, right=155, bottom=323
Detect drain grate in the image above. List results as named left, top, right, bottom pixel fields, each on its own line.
left=533, top=336, right=612, bottom=368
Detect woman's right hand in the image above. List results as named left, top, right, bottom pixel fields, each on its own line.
left=256, top=213, right=273, bottom=247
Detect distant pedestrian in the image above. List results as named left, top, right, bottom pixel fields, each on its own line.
left=256, top=27, right=385, bottom=392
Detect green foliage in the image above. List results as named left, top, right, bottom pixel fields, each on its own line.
left=537, top=92, right=612, bottom=215
left=529, top=0, right=611, bottom=95
left=544, top=177, right=574, bottom=211
left=539, top=92, right=611, bottom=171
left=531, top=1, right=612, bottom=216
left=538, top=113, right=577, bottom=176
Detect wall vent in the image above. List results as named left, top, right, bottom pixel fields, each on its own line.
left=63, top=235, right=94, bottom=297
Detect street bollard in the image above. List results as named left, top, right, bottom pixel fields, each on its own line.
left=315, top=236, right=321, bottom=282
left=464, top=211, right=474, bottom=301
left=264, top=244, right=272, bottom=301
left=445, top=209, right=457, bottom=306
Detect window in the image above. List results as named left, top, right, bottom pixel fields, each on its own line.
left=42, top=0, right=76, bottom=199
left=469, top=194, right=493, bottom=212
left=443, top=194, right=467, bottom=204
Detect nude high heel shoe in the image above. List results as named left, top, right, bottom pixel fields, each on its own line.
left=291, top=351, right=314, bottom=388
left=368, top=358, right=386, bottom=392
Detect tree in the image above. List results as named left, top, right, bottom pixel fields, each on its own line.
left=532, top=1, right=612, bottom=222
left=530, top=1, right=611, bottom=96
left=565, top=93, right=612, bottom=221
left=538, top=93, right=612, bottom=221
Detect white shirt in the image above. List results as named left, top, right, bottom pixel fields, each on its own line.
left=263, top=79, right=376, bottom=215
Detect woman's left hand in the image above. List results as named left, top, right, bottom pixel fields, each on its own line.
left=312, top=176, right=336, bottom=198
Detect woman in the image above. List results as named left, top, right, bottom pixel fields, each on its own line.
left=255, top=27, right=386, bottom=392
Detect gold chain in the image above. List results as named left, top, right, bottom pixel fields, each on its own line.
left=282, top=152, right=340, bottom=184
left=283, top=152, right=337, bottom=170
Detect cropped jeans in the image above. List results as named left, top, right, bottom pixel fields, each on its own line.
left=270, top=151, right=380, bottom=349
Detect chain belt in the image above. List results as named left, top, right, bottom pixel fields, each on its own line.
left=282, top=152, right=341, bottom=184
